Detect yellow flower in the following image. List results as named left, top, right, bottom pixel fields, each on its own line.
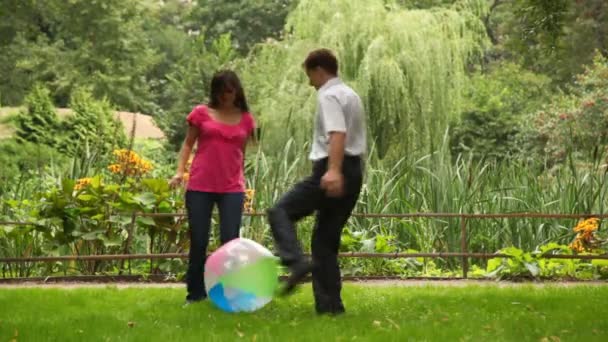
left=570, top=218, right=601, bottom=253
left=573, top=218, right=599, bottom=233
left=569, top=239, right=584, bottom=253
left=108, top=164, right=122, bottom=174
left=74, top=177, right=93, bottom=190
left=108, top=149, right=153, bottom=177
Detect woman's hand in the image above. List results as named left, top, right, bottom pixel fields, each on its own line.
left=169, top=172, right=184, bottom=189
left=170, top=125, right=198, bottom=189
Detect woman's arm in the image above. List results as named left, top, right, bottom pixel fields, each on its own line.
left=242, top=115, right=258, bottom=167
left=169, top=125, right=199, bottom=188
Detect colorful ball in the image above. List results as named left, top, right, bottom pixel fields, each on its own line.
left=204, top=238, right=279, bottom=312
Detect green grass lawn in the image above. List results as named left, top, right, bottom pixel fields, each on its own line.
left=1, top=283, right=607, bottom=341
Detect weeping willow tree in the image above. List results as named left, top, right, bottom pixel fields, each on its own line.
left=240, top=0, right=489, bottom=160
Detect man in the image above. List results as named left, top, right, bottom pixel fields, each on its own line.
left=267, top=48, right=366, bottom=315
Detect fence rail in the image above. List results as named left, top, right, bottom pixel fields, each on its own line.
left=1, top=211, right=607, bottom=280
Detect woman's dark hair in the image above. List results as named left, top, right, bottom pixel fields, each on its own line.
left=303, top=48, right=339, bottom=76
left=209, top=70, right=249, bottom=112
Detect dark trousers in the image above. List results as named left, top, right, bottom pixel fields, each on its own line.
left=185, top=191, right=244, bottom=301
left=267, top=156, right=363, bottom=312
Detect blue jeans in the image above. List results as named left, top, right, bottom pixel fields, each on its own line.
left=185, top=191, right=245, bottom=300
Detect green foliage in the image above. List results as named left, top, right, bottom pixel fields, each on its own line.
left=14, top=85, right=59, bottom=146
left=243, top=0, right=489, bottom=159
left=31, top=173, right=185, bottom=275
left=527, top=53, right=608, bottom=166
left=2, top=141, right=608, bottom=278
left=486, top=243, right=608, bottom=280
left=2, top=0, right=608, bottom=282
left=0, top=0, right=294, bottom=116
left=392, top=0, right=457, bottom=9
left=156, top=34, right=236, bottom=150
left=0, top=0, right=159, bottom=111
left=512, top=0, right=570, bottom=48
left=0, top=139, right=64, bottom=194
left=486, top=246, right=542, bottom=280
left=132, top=139, right=175, bottom=178
left=141, top=0, right=194, bottom=28
left=493, top=0, right=608, bottom=84
left=450, top=110, right=520, bottom=160
left=60, top=88, right=126, bottom=157
left=450, top=62, right=552, bottom=160
left=0, top=196, right=52, bottom=277
left=187, top=0, right=295, bottom=53
left=141, top=1, right=197, bottom=114
left=9, top=86, right=127, bottom=192
left=339, top=227, right=432, bottom=277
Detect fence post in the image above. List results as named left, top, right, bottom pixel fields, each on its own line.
left=460, top=215, right=468, bottom=279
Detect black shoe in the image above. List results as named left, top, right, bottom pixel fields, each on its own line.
left=182, top=297, right=205, bottom=307
left=316, top=305, right=345, bottom=316
left=280, top=261, right=314, bottom=296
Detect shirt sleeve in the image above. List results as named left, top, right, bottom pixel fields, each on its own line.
left=186, top=106, right=205, bottom=128
left=319, top=94, right=346, bottom=134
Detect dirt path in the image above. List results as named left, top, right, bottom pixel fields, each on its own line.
left=0, top=107, right=165, bottom=140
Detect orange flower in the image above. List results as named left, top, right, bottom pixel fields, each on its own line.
left=573, top=218, right=599, bottom=233
left=569, top=239, right=584, bottom=253
left=569, top=218, right=601, bottom=253
left=108, top=149, right=153, bottom=177
left=74, top=177, right=93, bottom=191
left=243, top=188, right=255, bottom=213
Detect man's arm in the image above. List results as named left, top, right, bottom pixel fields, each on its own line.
left=327, top=131, right=345, bottom=173
left=320, top=94, right=347, bottom=197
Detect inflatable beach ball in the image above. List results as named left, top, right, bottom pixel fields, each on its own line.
left=204, top=238, right=279, bottom=312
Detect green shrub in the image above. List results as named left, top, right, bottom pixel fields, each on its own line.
left=59, top=87, right=126, bottom=156
left=14, top=85, right=60, bottom=147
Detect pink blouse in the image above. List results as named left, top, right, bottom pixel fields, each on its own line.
left=186, top=105, right=255, bottom=193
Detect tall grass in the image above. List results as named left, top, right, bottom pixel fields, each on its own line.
left=243, top=130, right=608, bottom=259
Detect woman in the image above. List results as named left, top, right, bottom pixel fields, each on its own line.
left=169, top=70, right=256, bottom=305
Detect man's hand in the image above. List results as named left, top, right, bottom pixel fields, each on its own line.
left=321, top=168, right=344, bottom=197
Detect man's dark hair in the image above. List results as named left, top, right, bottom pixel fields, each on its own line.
left=303, top=48, right=339, bottom=75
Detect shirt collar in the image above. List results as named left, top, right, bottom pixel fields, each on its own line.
left=319, top=77, right=342, bottom=92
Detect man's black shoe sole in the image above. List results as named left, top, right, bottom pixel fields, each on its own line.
left=280, top=262, right=314, bottom=296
